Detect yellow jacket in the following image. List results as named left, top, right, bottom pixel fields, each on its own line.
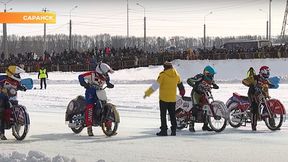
left=145, top=68, right=181, bottom=102
left=242, top=75, right=270, bottom=97
left=39, top=68, right=48, bottom=79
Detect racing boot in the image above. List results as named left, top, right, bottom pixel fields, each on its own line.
left=105, top=120, right=112, bottom=132
left=156, top=130, right=167, bottom=136
left=189, top=121, right=195, bottom=132
left=171, top=127, right=176, bottom=136
left=87, top=127, right=94, bottom=136
left=0, top=133, right=7, bottom=140
left=268, top=118, right=275, bottom=127
left=251, top=114, right=257, bottom=131
left=202, top=123, right=213, bottom=131
left=156, top=127, right=167, bottom=136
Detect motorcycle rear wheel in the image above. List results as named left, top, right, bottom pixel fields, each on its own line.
left=176, top=120, right=187, bottom=130
left=175, top=110, right=187, bottom=130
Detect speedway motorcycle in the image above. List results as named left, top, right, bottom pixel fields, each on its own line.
left=65, top=87, right=120, bottom=136
left=226, top=88, right=286, bottom=131
left=3, top=87, right=30, bottom=140
left=175, top=88, right=227, bottom=132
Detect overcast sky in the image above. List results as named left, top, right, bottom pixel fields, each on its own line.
left=0, top=0, right=286, bottom=38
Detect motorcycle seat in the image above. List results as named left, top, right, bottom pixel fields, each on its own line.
left=233, top=93, right=249, bottom=101
left=181, top=96, right=192, bottom=101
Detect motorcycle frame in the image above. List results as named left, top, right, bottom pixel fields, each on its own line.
left=228, top=91, right=286, bottom=125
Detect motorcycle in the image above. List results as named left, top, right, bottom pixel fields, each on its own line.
left=226, top=89, right=286, bottom=131
left=65, top=87, right=120, bottom=136
left=3, top=87, right=30, bottom=140
left=175, top=88, right=227, bottom=132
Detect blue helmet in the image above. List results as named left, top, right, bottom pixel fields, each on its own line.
left=203, top=65, right=216, bottom=81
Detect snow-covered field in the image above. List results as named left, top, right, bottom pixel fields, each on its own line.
left=1, top=59, right=288, bottom=162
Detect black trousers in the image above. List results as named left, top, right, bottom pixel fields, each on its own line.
left=248, top=87, right=259, bottom=128
left=40, top=78, right=47, bottom=89
left=0, top=112, right=4, bottom=134
left=159, top=100, right=176, bottom=131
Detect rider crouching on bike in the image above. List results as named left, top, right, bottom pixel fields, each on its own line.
left=187, top=65, right=219, bottom=132
left=0, top=65, right=26, bottom=140
left=78, top=62, right=114, bottom=136
left=242, top=66, right=273, bottom=131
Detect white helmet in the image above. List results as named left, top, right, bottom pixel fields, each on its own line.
left=95, top=63, right=114, bottom=75
left=5, top=65, right=25, bottom=82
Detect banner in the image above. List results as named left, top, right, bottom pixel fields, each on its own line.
left=0, top=12, right=56, bottom=24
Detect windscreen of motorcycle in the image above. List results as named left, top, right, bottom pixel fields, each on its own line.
left=96, top=90, right=107, bottom=101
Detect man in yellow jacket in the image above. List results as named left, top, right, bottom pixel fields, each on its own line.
left=144, top=61, right=185, bottom=136
left=38, top=65, right=48, bottom=89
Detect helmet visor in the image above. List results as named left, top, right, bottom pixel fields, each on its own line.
left=204, top=73, right=214, bottom=81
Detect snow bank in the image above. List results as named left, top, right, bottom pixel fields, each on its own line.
left=173, top=59, right=288, bottom=82
left=0, top=151, right=76, bottom=162
left=20, top=58, right=288, bottom=84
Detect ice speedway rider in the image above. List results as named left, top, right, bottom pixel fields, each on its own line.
left=0, top=65, right=26, bottom=140
left=242, top=66, right=274, bottom=131
left=78, top=62, right=114, bottom=136
left=186, top=65, right=219, bottom=132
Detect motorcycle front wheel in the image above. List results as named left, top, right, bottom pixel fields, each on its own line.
left=101, top=104, right=119, bottom=137
left=12, top=106, right=29, bottom=141
left=208, top=102, right=227, bottom=132
left=227, top=103, right=244, bottom=128
left=208, top=115, right=227, bottom=132
left=12, top=124, right=29, bottom=141
left=71, top=126, right=84, bottom=134
left=264, top=114, right=283, bottom=131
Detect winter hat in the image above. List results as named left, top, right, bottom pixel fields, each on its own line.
left=163, top=61, right=173, bottom=70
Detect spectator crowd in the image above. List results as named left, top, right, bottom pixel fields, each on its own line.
left=1, top=44, right=288, bottom=73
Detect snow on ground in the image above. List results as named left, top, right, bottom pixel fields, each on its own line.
left=1, top=59, right=288, bottom=162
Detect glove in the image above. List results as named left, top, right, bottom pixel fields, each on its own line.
left=18, top=85, right=27, bottom=91
left=177, top=82, right=185, bottom=97
left=83, top=83, right=91, bottom=89
left=106, top=82, right=114, bottom=89
left=212, top=83, right=219, bottom=89
left=180, top=89, right=185, bottom=97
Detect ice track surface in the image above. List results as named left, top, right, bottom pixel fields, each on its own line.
left=1, top=83, right=288, bottom=162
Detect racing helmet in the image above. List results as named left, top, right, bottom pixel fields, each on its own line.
left=95, top=63, right=114, bottom=75
left=203, top=65, right=216, bottom=81
left=259, top=66, right=270, bottom=79
left=5, top=65, right=25, bottom=82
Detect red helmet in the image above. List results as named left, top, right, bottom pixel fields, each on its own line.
left=259, top=66, right=270, bottom=79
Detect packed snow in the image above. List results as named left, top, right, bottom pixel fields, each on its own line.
left=1, top=59, right=288, bottom=162
left=0, top=151, right=76, bottom=162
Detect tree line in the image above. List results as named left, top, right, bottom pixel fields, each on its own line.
left=0, top=34, right=287, bottom=56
